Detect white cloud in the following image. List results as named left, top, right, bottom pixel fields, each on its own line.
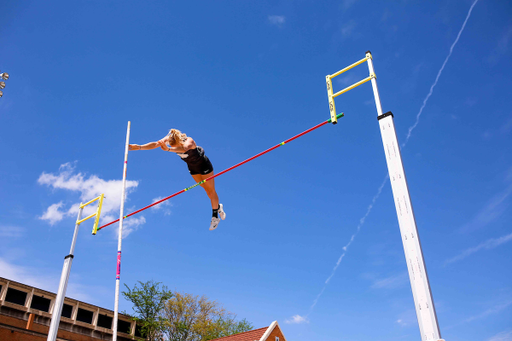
left=0, top=225, right=25, bottom=238
left=445, top=232, right=512, bottom=265
left=335, top=73, right=360, bottom=87
left=120, top=216, right=147, bottom=239
left=268, top=15, right=285, bottom=27
left=284, top=315, right=309, bottom=324
left=460, top=181, right=512, bottom=232
left=39, top=202, right=65, bottom=225
left=101, top=212, right=147, bottom=239
left=464, top=300, right=512, bottom=323
left=488, top=330, right=512, bottom=341
left=150, top=196, right=172, bottom=216
left=37, top=162, right=143, bottom=234
left=445, top=299, right=512, bottom=330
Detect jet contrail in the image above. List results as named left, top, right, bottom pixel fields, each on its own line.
left=403, top=0, right=480, bottom=146
left=308, top=177, right=387, bottom=313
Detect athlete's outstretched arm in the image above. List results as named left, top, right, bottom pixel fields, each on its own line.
left=128, top=142, right=160, bottom=151
left=130, top=135, right=197, bottom=152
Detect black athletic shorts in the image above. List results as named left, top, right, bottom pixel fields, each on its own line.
left=187, top=155, right=214, bottom=175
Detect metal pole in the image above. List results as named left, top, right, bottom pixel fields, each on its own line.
left=47, top=207, right=83, bottom=341
left=365, top=52, right=442, bottom=341
left=113, top=121, right=131, bottom=341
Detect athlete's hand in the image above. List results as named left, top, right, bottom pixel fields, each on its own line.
left=158, top=139, right=169, bottom=151
left=128, top=144, right=140, bottom=151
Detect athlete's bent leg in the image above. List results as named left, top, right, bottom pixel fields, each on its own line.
left=191, top=173, right=219, bottom=209
left=192, top=173, right=223, bottom=230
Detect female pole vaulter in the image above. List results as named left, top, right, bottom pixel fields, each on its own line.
left=129, top=129, right=226, bottom=231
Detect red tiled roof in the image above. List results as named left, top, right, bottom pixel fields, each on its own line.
left=209, top=326, right=268, bottom=341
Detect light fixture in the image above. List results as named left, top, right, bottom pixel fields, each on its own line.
left=0, top=70, right=8, bottom=97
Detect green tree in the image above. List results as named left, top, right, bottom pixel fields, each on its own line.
left=122, top=280, right=173, bottom=341
left=205, top=316, right=253, bottom=340
left=162, top=292, right=253, bottom=341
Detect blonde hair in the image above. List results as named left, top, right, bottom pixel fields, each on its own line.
left=167, top=129, right=187, bottom=146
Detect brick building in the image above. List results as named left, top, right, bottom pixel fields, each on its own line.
left=0, top=276, right=141, bottom=341
left=210, top=321, right=287, bottom=341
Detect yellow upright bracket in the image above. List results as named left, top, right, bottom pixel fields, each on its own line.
left=74, top=194, right=105, bottom=235
left=326, top=51, right=375, bottom=124
left=326, top=76, right=337, bottom=124
left=91, top=194, right=105, bottom=235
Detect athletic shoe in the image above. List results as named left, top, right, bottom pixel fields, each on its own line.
left=209, top=217, right=221, bottom=231
left=218, top=203, right=226, bottom=220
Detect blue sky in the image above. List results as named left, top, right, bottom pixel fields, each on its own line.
left=1, top=1, right=511, bottom=340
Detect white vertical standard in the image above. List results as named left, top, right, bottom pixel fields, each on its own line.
left=112, top=121, right=131, bottom=341
left=47, top=209, right=83, bottom=341
left=365, top=52, right=442, bottom=341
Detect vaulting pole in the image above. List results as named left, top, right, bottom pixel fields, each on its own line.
left=96, top=113, right=344, bottom=231
left=112, top=121, right=131, bottom=341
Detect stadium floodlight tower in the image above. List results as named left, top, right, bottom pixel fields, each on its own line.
left=0, top=70, right=9, bottom=98
left=326, top=51, right=444, bottom=341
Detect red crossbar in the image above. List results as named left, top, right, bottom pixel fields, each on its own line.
left=97, top=113, right=343, bottom=231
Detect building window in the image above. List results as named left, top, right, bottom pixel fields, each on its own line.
left=62, top=304, right=73, bottom=318
left=30, top=295, right=52, bottom=312
left=30, top=295, right=51, bottom=312
left=76, top=308, right=94, bottom=324
left=135, top=324, right=143, bottom=338
left=117, top=319, right=131, bottom=334
left=97, top=314, right=113, bottom=329
left=276, top=337, right=279, bottom=341
left=5, top=287, right=27, bottom=306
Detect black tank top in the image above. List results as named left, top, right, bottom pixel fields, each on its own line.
left=176, top=146, right=205, bottom=165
